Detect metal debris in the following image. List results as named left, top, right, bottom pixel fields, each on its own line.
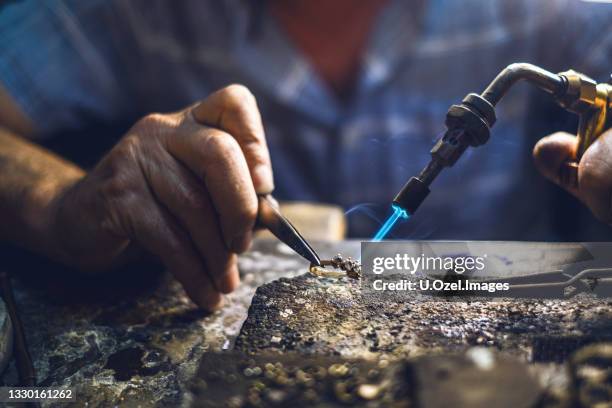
left=189, top=349, right=544, bottom=407
left=357, top=383, right=381, bottom=400
left=569, top=343, right=612, bottom=407
left=190, top=352, right=407, bottom=407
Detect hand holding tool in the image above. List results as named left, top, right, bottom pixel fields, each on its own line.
left=256, top=196, right=362, bottom=279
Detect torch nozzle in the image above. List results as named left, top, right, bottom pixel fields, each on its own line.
left=392, top=175, right=432, bottom=215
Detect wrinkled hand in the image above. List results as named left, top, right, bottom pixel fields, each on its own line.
left=533, top=128, right=612, bottom=225
left=46, top=85, right=273, bottom=310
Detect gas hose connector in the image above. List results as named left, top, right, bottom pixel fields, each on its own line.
left=445, top=93, right=496, bottom=146
left=430, top=93, right=496, bottom=168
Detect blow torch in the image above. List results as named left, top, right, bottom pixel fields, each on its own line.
left=381, top=63, right=612, bottom=238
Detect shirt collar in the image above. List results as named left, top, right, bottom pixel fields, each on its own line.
left=231, top=0, right=428, bottom=125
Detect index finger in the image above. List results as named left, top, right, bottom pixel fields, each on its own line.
left=191, top=84, right=274, bottom=194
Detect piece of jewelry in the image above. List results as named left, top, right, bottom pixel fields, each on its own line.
left=309, top=254, right=361, bottom=280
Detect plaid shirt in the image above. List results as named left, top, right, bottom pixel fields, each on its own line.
left=1, top=0, right=611, bottom=239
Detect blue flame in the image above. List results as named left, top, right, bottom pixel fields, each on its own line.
left=371, top=204, right=409, bottom=241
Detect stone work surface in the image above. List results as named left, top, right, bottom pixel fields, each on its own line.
left=2, top=239, right=612, bottom=407
left=232, top=272, right=612, bottom=406
left=0, top=240, right=346, bottom=407
left=236, top=273, right=612, bottom=360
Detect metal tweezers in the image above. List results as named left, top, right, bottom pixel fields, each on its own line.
left=256, top=195, right=322, bottom=267
left=256, top=195, right=361, bottom=279
left=492, top=268, right=612, bottom=298
left=432, top=268, right=612, bottom=298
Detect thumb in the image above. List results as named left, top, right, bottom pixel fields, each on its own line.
left=533, top=132, right=579, bottom=197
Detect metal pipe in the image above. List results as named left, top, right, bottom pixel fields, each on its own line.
left=417, top=159, right=444, bottom=186
left=481, top=63, right=567, bottom=106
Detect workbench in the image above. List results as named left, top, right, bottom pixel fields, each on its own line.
left=0, top=240, right=350, bottom=406
left=0, top=240, right=610, bottom=406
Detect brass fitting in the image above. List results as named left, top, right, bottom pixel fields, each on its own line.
left=557, top=71, right=612, bottom=188
left=557, top=70, right=599, bottom=113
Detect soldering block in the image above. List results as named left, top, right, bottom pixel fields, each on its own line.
left=236, top=273, right=612, bottom=362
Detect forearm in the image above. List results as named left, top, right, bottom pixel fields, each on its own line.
left=0, top=127, right=85, bottom=256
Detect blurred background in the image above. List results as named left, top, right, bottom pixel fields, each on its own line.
left=1, top=0, right=611, bottom=241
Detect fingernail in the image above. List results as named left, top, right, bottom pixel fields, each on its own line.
left=252, top=164, right=274, bottom=193
left=197, top=290, right=223, bottom=311
left=217, top=264, right=240, bottom=294
left=230, top=231, right=252, bottom=253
